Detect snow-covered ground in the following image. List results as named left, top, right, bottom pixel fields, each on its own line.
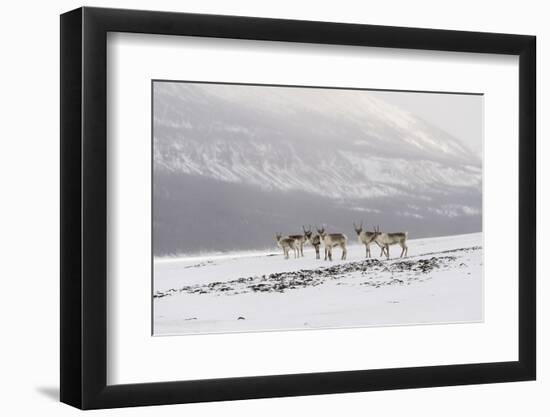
left=153, top=233, right=483, bottom=336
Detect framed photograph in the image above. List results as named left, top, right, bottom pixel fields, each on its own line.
left=60, top=6, right=536, bottom=409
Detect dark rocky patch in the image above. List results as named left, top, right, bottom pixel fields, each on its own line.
left=154, top=246, right=478, bottom=299
left=184, top=260, right=215, bottom=269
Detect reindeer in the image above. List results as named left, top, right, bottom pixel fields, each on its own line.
left=317, top=227, right=347, bottom=261
left=288, top=227, right=308, bottom=257
left=303, top=225, right=321, bottom=259
left=275, top=233, right=298, bottom=259
left=372, top=226, right=408, bottom=259
left=353, top=221, right=385, bottom=258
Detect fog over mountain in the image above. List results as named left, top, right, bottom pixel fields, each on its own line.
left=153, top=82, right=482, bottom=256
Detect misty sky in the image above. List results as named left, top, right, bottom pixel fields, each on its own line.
left=372, top=90, right=483, bottom=158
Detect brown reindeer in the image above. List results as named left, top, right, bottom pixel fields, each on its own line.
left=288, top=227, right=308, bottom=257
left=275, top=233, right=298, bottom=259
left=317, top=226, right=347, bottom=261
left=353, top=221, right=385, bottom=258
left=303, top=225, right=321, bottom=259
left=372, top=226, right=408, bottom=259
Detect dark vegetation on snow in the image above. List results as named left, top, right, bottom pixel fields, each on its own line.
left=154, top=246, right=480, bottom=299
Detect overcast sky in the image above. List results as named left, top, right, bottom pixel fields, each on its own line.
left=371, top=90, right=483, bottom=158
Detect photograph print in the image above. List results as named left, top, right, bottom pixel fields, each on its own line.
left=152, top=81, right=483, bottom=336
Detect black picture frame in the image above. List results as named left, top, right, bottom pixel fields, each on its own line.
left=60, top=6, right=536, bottom=410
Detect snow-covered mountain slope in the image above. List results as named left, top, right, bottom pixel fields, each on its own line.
left=152, top=82, right=482, bottom=255
left=153, top=82, right=481, bottom=200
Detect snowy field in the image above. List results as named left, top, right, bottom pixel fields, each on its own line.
left=153, top=233, right=483, bottom=336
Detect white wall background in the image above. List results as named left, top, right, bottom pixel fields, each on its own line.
left=0, top=0, right=545, bottom=415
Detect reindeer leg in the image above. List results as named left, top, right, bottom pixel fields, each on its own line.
left=385, top=245, right=390, bottom=260
left=402, top=244, right=408, bottom=257
left=342, top=244, right=347, bottom=260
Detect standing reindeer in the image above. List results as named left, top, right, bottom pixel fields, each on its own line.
left=353, top=221, right=385, bottom=258
left=288, top=227, right=308, bottom=257
left=275, top=233, right=298, bottom=259
left=303, top=225, right=321, bottom=259
left=373, top=226, right=408, bottom=259
left=317, top=227, right=347, bottom=261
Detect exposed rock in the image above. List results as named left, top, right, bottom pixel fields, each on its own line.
left=153, top=246, right=479, bottom=299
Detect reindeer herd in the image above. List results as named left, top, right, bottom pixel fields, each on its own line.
left=275, top=222, right=408, bottom=261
